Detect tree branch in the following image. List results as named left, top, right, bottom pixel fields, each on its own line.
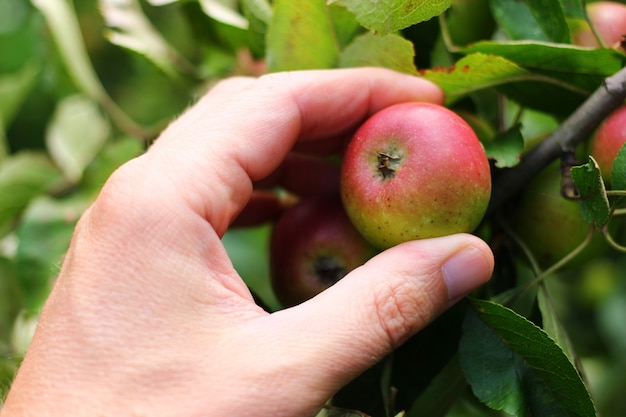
left=487, top=65, right=626, bottom=214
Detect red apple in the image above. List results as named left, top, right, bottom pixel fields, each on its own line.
left=340, top=102, right=491, bottom=249
left=269, top=195, right=378, bottom=307
left=589, top=104, right=626, bottom=185
left=573, top=1, right=626, bottom=48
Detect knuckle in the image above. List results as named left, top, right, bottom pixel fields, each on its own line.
left=366, top=271, right=440, bottom=350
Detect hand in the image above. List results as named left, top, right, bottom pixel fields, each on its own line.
left=2, top=68, right=494, bottom=417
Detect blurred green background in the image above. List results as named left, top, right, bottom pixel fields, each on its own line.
left=1, top=1, right=626, bottom=415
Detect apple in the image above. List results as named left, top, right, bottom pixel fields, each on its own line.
left=509, top=162, right=608, bottom=270
left=445, top=0, right=496, bottom=47
left=573, top=1, right=626, bottom=48
left=269, top=195, right=378, bottom=307
left=340, top=102, right=491, bottom=249
left=589, top=104, right=626, bottom=185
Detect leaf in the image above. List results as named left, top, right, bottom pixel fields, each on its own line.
left=46, top=95, right=111, bottom=182
left=537, top=285, right=579, bottom=365
left=460, top=299, right=596, bottom=417
left=331, top=0, right=452, bottom=35
left=490, top=0, right=570, bottom=43
left=561, top=0, right=586, bottom=19
left=570, top=156, right=610, bottom=227
left=404, top=355, right=466, bottom=417
left=339, top=33, right=417, bottom=75
left=31, top=0, right=106, bottom=100
left=461, top=41, right=625, bottom=115
left=241, top=0, right=272, bottom=24
left=100, top=0, right=199, bottom=81
left=241, top=0, right=272, bottom=57
left=420, top=53, right=529, bottom=105
left=610, top=143, right=626, bottom=191
left=0, top=256, right=22, bottom=345
left=0, top=152, right=64, bottom=236
left=329, top=3, right=363, bottom=48
left=197, top=0, right=248, bottom=29
left=15, top=195, right=88, bottom=311
left=482, top=123, right=524, bottom=168
left=462, top=41, right=624, bottom=92
left=80, top=137, right=144, bottom=198
left=0, top=62, right=39, bottom=128
left=266, top=0, right=339, bottom=72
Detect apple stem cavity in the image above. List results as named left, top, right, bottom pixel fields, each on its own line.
left=377, top=152, right=401, bottom=180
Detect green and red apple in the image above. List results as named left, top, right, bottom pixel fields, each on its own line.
left=340, top=102, right=491, bottom=249
left=573, top=1, right=626, bottom=48
left=589, top=104, right=626, bottom=186
left=269, top=195, right=378, bottom=307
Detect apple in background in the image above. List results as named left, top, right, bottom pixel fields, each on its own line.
left=340, top=102, right=491, bottom=249
left=269, top=195, right=378, bottom=307
left=589, top=104, right=626, bottom=185
left=509, top=162, right=608, bottom=270
left=445, top=0, right=496, bottom=47
left=573, top=1, right=626, bottom=48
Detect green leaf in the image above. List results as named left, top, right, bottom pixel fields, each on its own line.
left=420, top=53, right=529, bottom=104
left=0, top=62, right=39, bottom=128
left=241, top=0, right=272, bottom=57
left=241, top=0, right=272, bottom=24
left=329, top=3, right=363, bottom=48
left=0, top=152, right=64, bottom=236
left=460, top=299, right=596, bottom=417
left=266, top=0, right=339, bottom=72
left=537, top=285, right=579, bottom=365
left=197, top=0, right=248, bottom=29
left=461, top=41, right=625, bottom=114
left=15, top=195, right=87, bottom=311
left=482, top=123, right=524, bottom=168
left=331, top=0, right=452, bottom=35
left=0, top=256, right=22, bottom=346
left=610, top=143, right=626, bottom=191
left=80, top=137, right=144, bottom=198
left=462, top=41, right=624, bottom=92
left=46, top=95, right=111, bottom=183
left=561, top=0, right=586, bottom=19
left=102, top=0, right=200, bottom=81
left=31, top=0, right=106, bottom=100
left=404, top=355, right=466, bottom=417
left=571, top=156, right=610, bottom=227
left=490, top=0, right=570, bottom=43
left=339, top=33, right=417, bottom=75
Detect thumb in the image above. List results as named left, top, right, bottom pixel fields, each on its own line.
left=272, top=233, right=493, bottom=395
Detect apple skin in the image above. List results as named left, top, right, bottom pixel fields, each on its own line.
left=340, top=102, right=491, bottom=249
left=269, top=195, right=378, bottom=307
left=510, top=162, right=608, bottom=270
left=589, top=104, right=626, bottom=185
left=573, top=1, right=626, bottom=48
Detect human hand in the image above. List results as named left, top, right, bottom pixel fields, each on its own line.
left=2, top=68, right=494, bottom=417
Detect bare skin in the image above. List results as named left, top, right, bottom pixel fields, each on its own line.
left=1, top=68, right=493, bottom=417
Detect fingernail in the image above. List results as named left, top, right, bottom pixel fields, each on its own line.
left=442, top=246, right=492, bottom=302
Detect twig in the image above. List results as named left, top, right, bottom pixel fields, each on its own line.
left=487, top=65, right=626, bottom=214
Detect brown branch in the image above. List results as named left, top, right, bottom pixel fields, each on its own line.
left=487, top=65, right=626, bottom=214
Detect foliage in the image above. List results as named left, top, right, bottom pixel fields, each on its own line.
left=1, top=0, right=626, bottom=415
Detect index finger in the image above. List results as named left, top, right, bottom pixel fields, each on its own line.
left=138, top=68, right=444, bottom=234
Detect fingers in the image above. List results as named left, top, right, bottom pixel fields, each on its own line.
left=265, top=234, right=493, bottom=396
left=144, top=68, right=443, bottom=234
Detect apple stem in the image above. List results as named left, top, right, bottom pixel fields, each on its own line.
left=488, top=65, right=626, bottom=214
left=377, top=152, right=401, bottom=180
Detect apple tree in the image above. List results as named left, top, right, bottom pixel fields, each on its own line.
left=2, top=0, right=626, bottom=416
